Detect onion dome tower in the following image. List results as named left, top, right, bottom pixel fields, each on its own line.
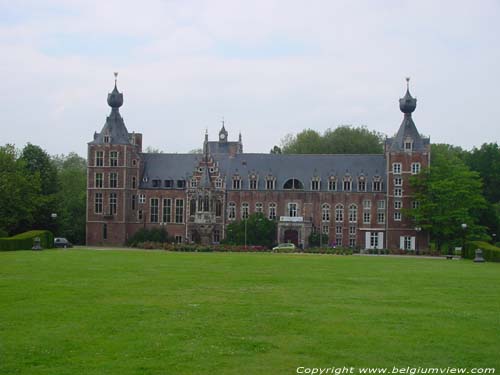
left=90, top=73, right=131, bottom=145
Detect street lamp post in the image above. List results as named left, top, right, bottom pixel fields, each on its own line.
left=492, top=233, right=496, bottom=245
left=461, top=223, right=468, bottom=258
left=244, top=216, right=247, bottom=250
left=415, top=226, right=421, bottom=255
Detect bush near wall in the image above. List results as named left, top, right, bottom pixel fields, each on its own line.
left=0, top=230, right=54, bottom=251
left=463, top=241, right=500, bottom=262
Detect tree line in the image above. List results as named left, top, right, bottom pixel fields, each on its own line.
left=0, top=144, right=86, bottom=243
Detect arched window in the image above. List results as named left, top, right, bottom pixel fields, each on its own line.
left=268, top=203, right=277, bottom=220
left=215, top=200, right=222, bottom=217
left=321, top=203, right=330, bottom=222
left=228, top=202, right=236, bottom=220
left=335, top=204, right=344, bottom=222
left=349, top=204, right=358, bottom=223
left=241, top=202, right=249, bottom=219
left=283, top=178, right=304, bottom=190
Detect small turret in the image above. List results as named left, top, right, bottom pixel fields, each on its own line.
left=399, top=77, right=417, bottom=114
left=107, top=72, right=123, bottom=109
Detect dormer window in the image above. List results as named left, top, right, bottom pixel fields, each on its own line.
left=266, top=176, right=276, bottom=190
left=404, top=138, right=413, bottom=151
left=190, top=179, right=197, bottom=188
left=104, top=135, right=110, bottom=143
left=215, top=178, right=223, bottom=189
left=372, top=176, right=383, bottom=192
left=311, top=177, right=320, bottom=191
left=249, top=174, right=258, bottom=190
left=343, top=176, right=352, bottom=192
left=357, top=176, right=366, bottom=192
left=232, top=176, right=241, bottom=190
left=328, top=177, right=337, bottom=191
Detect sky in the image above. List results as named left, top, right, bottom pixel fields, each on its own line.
left=1, top=0, right=499, bottom=157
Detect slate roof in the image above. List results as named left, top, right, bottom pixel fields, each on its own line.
left=89, top=110, right=132, bottom=145
left=386, top=114, right=429, bottom=152
left=139, top=152, right=387, bottom=192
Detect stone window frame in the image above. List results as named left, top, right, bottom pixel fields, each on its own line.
left=335, top=204, right=344, bottom=222
left=228, top=202, right=236, bottom=220
left=241, top=202, right=249, bottom=219
left=232, top=176, right=241, bottom=190
left=411, top=162, right=421, bottom=175
left=95, top=172, right=103, bottom=188
left=109, top=151, right=119, bottom=167
left=321, top=203, right=330, bottom=222
left=311, top=177, right=321, bottom=191
left=348, top=204, right=358, bottom=223
left=328, top=177, right=337, bottom=191
left=268, top=202, right=277, bottom=220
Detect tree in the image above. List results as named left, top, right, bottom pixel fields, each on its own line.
left=464, top=143, right=500, bottom=203
left=54, top=153, right=87, bottom=244
left=280, top=125, right=384, bottom=154
left=270, top=145, right=282, bottom=154
left=0, top=145, right=41, bottom=235
left=224, top=213, right=277, bottom=248
left=407, top=144, right=487, bottom=251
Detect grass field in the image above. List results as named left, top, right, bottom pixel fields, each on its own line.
left=1, top=249, right=499, bottom=375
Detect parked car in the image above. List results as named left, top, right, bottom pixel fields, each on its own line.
left=54, top=237, right=73, bottom=248
left=272, top=243, right=296, bottom=253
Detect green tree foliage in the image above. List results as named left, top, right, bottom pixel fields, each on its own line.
left=270, top=145, right=282, bottom=154
left=224, top=213, right=277, bottom=248
left=19, top=144, right=59, bottom=233
left=464, top=143, right=500, bottom=203
left=0, top=145, right=41, bottom=235
left=53, top=153, right=87, bottom=244
left=408, top=144, right=487, bottom=250
left=308, top=232, right=329, bottom=247
left=280, top=125, right=385, bottom=154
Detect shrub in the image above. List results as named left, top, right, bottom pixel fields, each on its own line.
left=0, top=230, right=54, bottom=251
left=463, top=241, right=500, bottom=262
left=127, top=228, right=171, bottom=247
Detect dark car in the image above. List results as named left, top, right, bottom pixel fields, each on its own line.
left=54, top=237, right=73, bottom=248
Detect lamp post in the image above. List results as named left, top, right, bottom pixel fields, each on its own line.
left=244, top=216, right=247, bottom=250
left=461, top=223, right=468, bottom=258
left=415, top=226, right=421, bottom=255
left=492, top=233, right=496, bottom=245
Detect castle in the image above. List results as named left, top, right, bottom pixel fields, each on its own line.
left=86, top=76, right=430, bottom=250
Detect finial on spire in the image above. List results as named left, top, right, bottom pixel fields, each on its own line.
left=405, top=77, right=410, bottom=90
left=114, top=72, right=118, bottom=86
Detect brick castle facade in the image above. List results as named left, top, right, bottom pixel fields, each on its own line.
left=86, top=76, right=430, bottom=250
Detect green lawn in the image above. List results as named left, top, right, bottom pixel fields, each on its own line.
left=1, top=250, right=499, bottom=375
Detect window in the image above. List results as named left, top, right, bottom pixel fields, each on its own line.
left=249, top=178, right=258, bottom=190
left=190, top=199, right=197, bottom=215
left=358, top=179, right=366, bottom=192
left=110, top=172, right=118, bottom=188
left=103, top=223, right=107, bottom=240
left=213, top=230, right=220, bottom=243
left=402, top=236, right=414, bottom=250
left=190, top=179, right=197, bottom=188
left=132, top=195, right=136, bottom=210
left=349, top=238, right=356, bottom=248
left=335, top=204, right=344, bottom=222
left=177, top=180, right=186, bottom=189
left=104, top=135, right=110, bottom=144
left=109, top=193, right=117, bottom=215
left=288, top=203, right=298, bottom=217
left=373, top=178, right=382, bottom=192
left=266, top=178, right=275, bottom=190
left=349, top=226, right=356, bottom=235
left=215, top=178, right=223, bottom=189
left=175, top=235, right=183, bottom=244
left=343, top=179, right=352, bottom=191
left=110, top=151, right=118, bottom=166
left=393, top=163, right=402, bottom=174
left=150, top=198, right=159, bottom=223
left=394, top=212, right=402, bottom=221
left=404, top=140, right=413, bottom=151
left=363, top=212, right=371, bottom=224
left=175, top=199, right=184, bottom=223
left=139, top=194, right=145, bottom=204
left=411, top=162, right=421, bottom=174
left=95, top=151, right=104, bottom=166
left=412, top=201, right=420, bottom=209
left=138, top=210, right=143, bottom=221
left=394, top=200, right=402, bottom=209
left=311, top=178, right=320, bottom=191
left=255, top=202, right=263, bottom=213
left=232, top=177, right=241, bottom=190
left=377, top=212, right=385, bottom=224
left=321, top=204, right=330, bottom=222
left=363, top=200, right=371, bottom=210
left=335, top=236, right=343, bottom=247
left=349, top=204, right=357, bottom=223
left=95, top=173, right=103, bottom=188
left=132, top=159, right=137, bottom=166
left=132, top=176, right=136, bottom=189
left=328, top=179, right=337, bottom=191
left=322, top=225, right=329, bottom=234
left=394, top=177, right=402, bottom=186
left=370, top=232, right=379, bottom=248
left=336, top=225, right=343, bottom=235
left=268, top=203, right=277, bottom=220
left=162, top=198, right=172, bottom=223
left=164, top=180, right=173, bottom=188
left=95, top=193, right=103, bottom=214
left=394, top=188, right=402, bottom=197
left=241, top=203, right=249, bottom=219
left=228, top=202, right=236, bottom=220
left=377, top=200, right=386, bottom=210
left=283, top=179, right=304, bottom=190
left=215, top=200, right=222, bottom=217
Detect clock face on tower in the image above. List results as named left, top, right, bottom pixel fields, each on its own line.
left=220, top=133, right=226, bottom=140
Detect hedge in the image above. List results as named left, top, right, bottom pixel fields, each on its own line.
left=0, top=230, right=54, bottom=251
left=463, top=241, right=500, bottom=262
